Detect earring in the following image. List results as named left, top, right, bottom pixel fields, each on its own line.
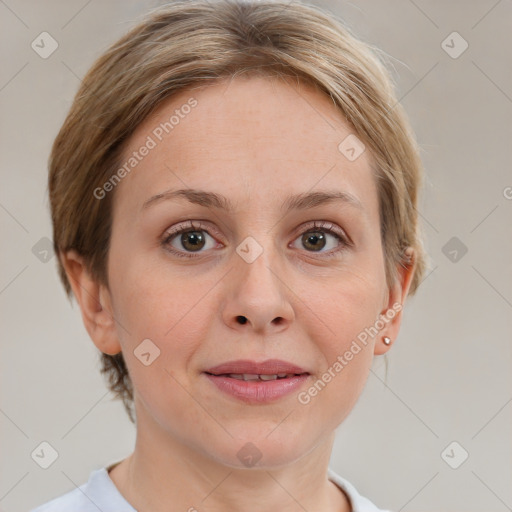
left=383, top=336, right=392, bottom=346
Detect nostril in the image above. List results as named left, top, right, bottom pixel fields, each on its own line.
left=236, top=315, right=248, bottom=324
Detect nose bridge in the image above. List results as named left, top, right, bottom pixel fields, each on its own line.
left=233, top=194, right=296, bottom=280
left=221, top=228, right=295, bottom=333
left=236, top=230, right=281, bottom=294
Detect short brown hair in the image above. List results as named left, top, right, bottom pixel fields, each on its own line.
left=49, top=0, right=427, bottom=423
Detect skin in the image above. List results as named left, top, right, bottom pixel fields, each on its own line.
left=62, top=75, right=415, bottom=511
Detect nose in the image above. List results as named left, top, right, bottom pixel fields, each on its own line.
left=221, top=248, right=295, bottom=335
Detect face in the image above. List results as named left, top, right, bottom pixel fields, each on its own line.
left=90, top=75, right=407, bottom=468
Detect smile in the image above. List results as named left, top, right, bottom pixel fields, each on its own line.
left=220, top=373, right=302, bottom=381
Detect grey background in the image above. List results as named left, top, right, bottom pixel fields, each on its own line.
left=1, top=1, right=511, bottom=511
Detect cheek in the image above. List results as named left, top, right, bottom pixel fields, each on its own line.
left=302, top=265, right=385, bottom=346
left=296, top=293, right=377, bottom=427
left=107, top=261, right=215, bottom=419
left=108, top=254, right=220, bottom=374
left=110, top=251, right=193, bottom=333
left=294, top=268, right=384, bottom=413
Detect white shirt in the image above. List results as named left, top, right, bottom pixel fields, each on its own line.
left=30, top=464, right=391, bottom=512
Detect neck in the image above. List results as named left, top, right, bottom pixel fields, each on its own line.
left=109, top=409, right=351, bottom=512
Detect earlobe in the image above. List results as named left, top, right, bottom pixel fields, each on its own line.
left=60, top=250, right=122, bottom=356
left=374, top=247, right=416, bottom=356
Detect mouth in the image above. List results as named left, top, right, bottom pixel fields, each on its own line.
left=203, top=359, right=310, bottom=403
left=205, top=372, right=308, bottom=381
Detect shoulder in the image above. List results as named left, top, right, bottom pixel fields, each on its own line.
left=328, top=468, right=393, bottom=512
left=31, top=465, right=388, bottom=512
left=30, top=486, right=90, bottom=512
left=29, top=467, right=136, bottom=512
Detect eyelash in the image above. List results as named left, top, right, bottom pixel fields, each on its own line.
left=161, top=220, right=351, bottom=259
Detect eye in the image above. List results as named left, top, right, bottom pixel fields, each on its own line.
left=290, top=221, right=349, bottom=256
left=161, top=220, right=350, bottom=259
left=161, top=221, right=219, bottom=259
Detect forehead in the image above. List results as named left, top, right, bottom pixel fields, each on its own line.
left=113, top=75, right=378, bottom=220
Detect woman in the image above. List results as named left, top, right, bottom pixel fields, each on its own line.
left=32, top=0, right=426, bottom=510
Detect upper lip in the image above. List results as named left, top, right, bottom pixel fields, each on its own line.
left=205, top=359, right=309, bottom=375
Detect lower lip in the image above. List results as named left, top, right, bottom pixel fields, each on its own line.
left=204, top=373, right=309, bottom=404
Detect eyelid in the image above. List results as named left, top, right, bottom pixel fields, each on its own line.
left=292, top=220, right=352, bottom=246
left=163, top=220, right=223, bottom=241
left=164, top=220, right=350, bottom=242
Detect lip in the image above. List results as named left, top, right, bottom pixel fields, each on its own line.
left=203, top=359, right=310, bottom=404
left=205, top=359, right=308, bottom=375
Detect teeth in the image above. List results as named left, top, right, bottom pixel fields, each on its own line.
left=226, top=373, right=296, bottom=381
left=242, top=374, right=260, bottom=381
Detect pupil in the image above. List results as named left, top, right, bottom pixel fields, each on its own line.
left=182, top=231, right=204, bottom=250
left=304, top=231, right=325, bottom=251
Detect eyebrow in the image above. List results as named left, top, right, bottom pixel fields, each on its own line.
left=141, top=188, right=364, bottom=213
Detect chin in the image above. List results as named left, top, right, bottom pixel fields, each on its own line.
left=203, top=423, right=318, bottom=470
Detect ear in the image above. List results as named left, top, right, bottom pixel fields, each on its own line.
left=374, top=247, right=416, bottom=355
left=60, top=249, right=122, bottom=355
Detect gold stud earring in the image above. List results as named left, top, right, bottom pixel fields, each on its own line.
left=383, top=336, right=392, bottom=346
